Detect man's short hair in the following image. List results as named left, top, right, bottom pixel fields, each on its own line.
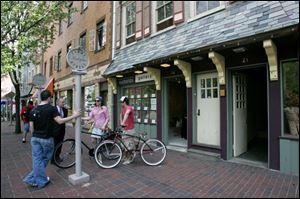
left=41, top=90, right=51, bottom=101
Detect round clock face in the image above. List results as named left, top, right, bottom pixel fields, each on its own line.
left=32, top=73, right=46, bottom=86
left=66, top=47, right=89, bottom=71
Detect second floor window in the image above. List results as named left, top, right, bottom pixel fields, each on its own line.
left=79, top=32, right=86, bottom=50
left=196, top=1, right=221, bottom=15
left=126, top=2, right=136, bottom=38
left=57, top=51, right=62, bottom=71
left=156, top=1, right=173, bottom=31
left=44, top=62, right=47, bottom=77
left=81, top=1, right=88, bottom=11
left=49, top=57, right=53, bottom=76
left=68, top=2, right=74, bottom=26
left=58, top=20, right=63, bottom=35
left=96, top=20, right=106, bottom=50
left=66, top=43, right=72, bottom=67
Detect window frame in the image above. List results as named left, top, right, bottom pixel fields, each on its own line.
left=57, top=50, right=62, bottom=72
left=125, top=1, right=136, bottom=39
left=188, top=1, right=225, bottom=23
left=58, top=20, right=63, bottom=35
left=49, top=57, right=53, bottom=76
left=280, top=59, right=299, bottom=138
left=67, top=2, right=74, bottom=27
left=96, top=20, right=105, bottom=51
left=66, top=42, right=72, bottom=67
left=156, top=1, right=173, bottom=24
left=79, top=31, right=87, bottom=50
left=81, top=1, right=88, bottom=12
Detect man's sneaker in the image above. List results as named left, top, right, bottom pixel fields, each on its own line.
left=122, top=159, right=131, bottom=165
left=30, top=183, right=38, bottom=187
left=22, top=138, right=26, bottom=143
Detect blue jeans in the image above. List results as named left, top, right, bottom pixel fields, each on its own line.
left=23, top=122, right=29, bottom=133
left=23, top=137, right=54, bottom=188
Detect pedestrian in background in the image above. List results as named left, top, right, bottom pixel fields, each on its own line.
left=20, top=100, right=33, bottom=143
left=51, top=97, right=68, bottom=164
left=23, top=90, right=81, bottom=189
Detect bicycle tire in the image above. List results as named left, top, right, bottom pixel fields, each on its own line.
left=140, top=139, right=167, bottom=166
left=94, top=140, right=122, bottom=169
left=53, top=139, right=76, bottom=169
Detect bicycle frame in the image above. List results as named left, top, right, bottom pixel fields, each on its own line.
left=110, top=130, right=158, bottom=155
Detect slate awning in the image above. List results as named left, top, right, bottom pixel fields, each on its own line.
left=103, top=1, right=299, bottom=77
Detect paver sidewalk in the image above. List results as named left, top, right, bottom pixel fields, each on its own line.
left=1, top=121, right=299, bottom=198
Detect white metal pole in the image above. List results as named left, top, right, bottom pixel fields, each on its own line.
left=75, top=74, right=82, bottom=176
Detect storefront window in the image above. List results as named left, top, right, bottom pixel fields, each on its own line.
left=123, top=84, right=156, bottom=124
left=84, top=85, right=95, bottom=117
left=282, top=60, right=299, bottom=137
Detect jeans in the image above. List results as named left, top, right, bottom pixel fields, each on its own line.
left=23, top=122, right=29, bottom=133
left=23, top=137, right=54, bottom=188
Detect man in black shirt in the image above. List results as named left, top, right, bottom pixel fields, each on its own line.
left=23, top=90, right=81, bottom=189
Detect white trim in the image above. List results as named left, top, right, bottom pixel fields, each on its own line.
left=157, top=15, right=173, bottom=25
left=120, top=41, right=137, bottom=50
left=188, top=1, right=225, bottom=23
left=150, top=25, right=176, bottom=38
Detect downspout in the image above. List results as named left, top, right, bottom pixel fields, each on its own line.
left=112, top=1, right=116, bottom=60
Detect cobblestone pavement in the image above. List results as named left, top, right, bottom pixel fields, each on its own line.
left=1, top=121, right=299, bottom=198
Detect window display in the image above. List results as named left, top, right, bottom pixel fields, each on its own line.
left=123, top=84, right=156, bottom=124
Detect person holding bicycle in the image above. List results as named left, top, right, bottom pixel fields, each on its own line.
left=120, top=96, right=136, bottom=165
left=82, top=96, right=110, bottom=149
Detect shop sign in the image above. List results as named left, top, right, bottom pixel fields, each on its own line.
left=135, top=73, right=153, bottom=83
left=119, top=77, right=134, bottom=85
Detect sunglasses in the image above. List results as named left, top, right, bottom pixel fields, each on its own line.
left=95, top=100, right=100, bottom=102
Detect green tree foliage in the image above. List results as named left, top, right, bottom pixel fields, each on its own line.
left=1, top=1, right=77, bottom=133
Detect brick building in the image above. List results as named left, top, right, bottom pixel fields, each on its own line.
left=41, top=1, right=113, bottom=119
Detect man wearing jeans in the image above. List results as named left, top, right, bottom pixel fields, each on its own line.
left=23, top=90, right=81, bottom=189
left=120, top=96, right=136, bottom=165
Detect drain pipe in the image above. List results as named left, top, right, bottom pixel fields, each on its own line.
left=112, top=1, right=116, bottom=60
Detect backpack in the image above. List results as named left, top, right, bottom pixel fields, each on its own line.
left=24, top=106, right=33, bottom=120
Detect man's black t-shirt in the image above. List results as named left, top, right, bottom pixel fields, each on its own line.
left=29, top=104, right=60, bottom=139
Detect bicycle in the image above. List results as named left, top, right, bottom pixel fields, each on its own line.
left=53, top=130, right=113, bottom=169
left=94, top=126, right=167, bottom=169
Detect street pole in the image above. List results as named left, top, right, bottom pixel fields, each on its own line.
left=75, top=74, right=82, bottom=176
left=67, top=47, right=90, bottom=185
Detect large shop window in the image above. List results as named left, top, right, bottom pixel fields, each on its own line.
left=84, top=85, right=95, bottom=117
left=282, top=60, right=299, bottom=137
left=123, top=85, right=157, bottom=124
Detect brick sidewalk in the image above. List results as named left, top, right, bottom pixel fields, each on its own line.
left=1, top=121, right=299, bottom=198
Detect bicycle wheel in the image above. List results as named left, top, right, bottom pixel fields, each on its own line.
left=141, top=139, right=167, bottom=166
left=53, top=139, right=76, bottom=169
left=94, top=140, right=122, bottom=169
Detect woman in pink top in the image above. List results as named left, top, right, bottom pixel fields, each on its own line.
left=82, top=96, right=109, bottom=145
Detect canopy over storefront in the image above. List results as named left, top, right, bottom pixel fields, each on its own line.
left=103, top=1, right=299, bottom=77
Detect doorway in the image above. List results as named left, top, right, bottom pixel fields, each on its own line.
left=166, top=76, right=187, bottom=149
left=231, top=66, right=268, bottom=166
